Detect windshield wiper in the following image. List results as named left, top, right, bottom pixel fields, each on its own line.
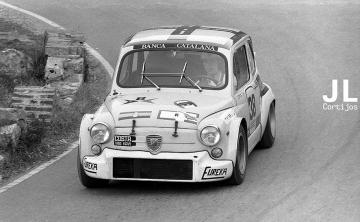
left=140, top=61, right=203, bottom=92
left=141, top=62, right=161, bottom=90
left=179, top=62, right=203, bottom=92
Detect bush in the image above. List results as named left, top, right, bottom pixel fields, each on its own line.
left=23, top=119, right=46, bottom=146
left=49, top=82, right=103, bottom=136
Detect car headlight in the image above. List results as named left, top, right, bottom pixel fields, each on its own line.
left=90, top=123, right=111, bottom=144
left=200, top=125, right=221, bottom=146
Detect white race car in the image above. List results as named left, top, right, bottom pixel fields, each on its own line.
left=78, top=25, right=276, bottom=187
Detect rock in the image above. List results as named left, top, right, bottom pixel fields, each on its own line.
left=45, top=57, right=65, bottom=82
left=47, top=81, right=81, bottom=98
left=0, top=48, right=33, bottom=79
left=66, top=73, right=84, bottom=84
left=58, top=97, right=73, bottom=107
left=0, top=123, right=21, bottom=151
left=63, top=57, right=84, bottom=75
left=0, top=108, right=27, bottom=133
left=63, top=97, right=73, bottom=104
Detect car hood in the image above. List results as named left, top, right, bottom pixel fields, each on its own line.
left=104, top=92, right=234, bottom=129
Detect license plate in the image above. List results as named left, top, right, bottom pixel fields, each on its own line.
left=114, top=135, right=136, bottom=146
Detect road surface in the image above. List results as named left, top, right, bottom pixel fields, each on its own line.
left=0, top=1, right=359, bottom=221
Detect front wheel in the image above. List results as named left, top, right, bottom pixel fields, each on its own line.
left=77, top=149, right=108, bottom=188
left=228, top=126, right=248, bottom=185
left=258, top=102, right=276, bottom=149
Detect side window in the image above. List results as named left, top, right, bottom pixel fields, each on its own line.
left=245, top=42, right=255, bottom=75
left=132, top=52, right=138, bottom=71
left=118, top=54, right=130, bottom=82
left=233, top=45, right=250, bottom=89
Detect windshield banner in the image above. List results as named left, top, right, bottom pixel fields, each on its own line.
left=133, top=43, right=218, bottom=51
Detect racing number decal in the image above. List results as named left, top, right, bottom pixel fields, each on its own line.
left=248, top=94, right=256, bottom=120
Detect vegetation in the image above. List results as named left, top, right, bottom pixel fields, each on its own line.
left=0, top=18, right=46, bottom=107
left=1, top=70, right=110, bottom=183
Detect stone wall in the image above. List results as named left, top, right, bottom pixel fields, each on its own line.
left=11, top=86, right=55, bottom=122
left=44, top=32, right=85, bottom=107
left=1, top=31, right=86, bottom=134
left=45, top=32, right=85, bottom=58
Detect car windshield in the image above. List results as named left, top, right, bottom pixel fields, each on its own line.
left=117, top=50, right=227, bottom=89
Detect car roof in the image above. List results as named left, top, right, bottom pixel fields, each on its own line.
left=124, top=25, right=248, bottom=49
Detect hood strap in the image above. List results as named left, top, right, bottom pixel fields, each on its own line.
left=172, top=120, right=179, bottom=137
left=130, top=119, right=136, bottom=136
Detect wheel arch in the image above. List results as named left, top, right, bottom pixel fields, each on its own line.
left=240, top=118, right=247, bottom=140
left=260, top=83, right=276, bottom=137
left=227, top=117, right=247, bottom=163
left=79, top=113, right=94, bottom=159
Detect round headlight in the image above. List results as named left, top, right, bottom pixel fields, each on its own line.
left=200, top=126, right=221, bottom=146
left=90, top=123, right=111, bottom=144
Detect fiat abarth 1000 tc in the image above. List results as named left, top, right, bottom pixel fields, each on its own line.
left=78, top=25, right=276, bottom=187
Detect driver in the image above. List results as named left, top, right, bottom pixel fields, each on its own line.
left=196, top=54, right=225, bottom=87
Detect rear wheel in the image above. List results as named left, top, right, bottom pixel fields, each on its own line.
left=77, top=149, right=108, bottom=188
left=258, top=102, right=276, bottom=149
left=228, top=126, right=248, bottom=185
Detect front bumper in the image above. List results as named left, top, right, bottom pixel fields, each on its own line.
left=82, top=149, right=233, bottom=182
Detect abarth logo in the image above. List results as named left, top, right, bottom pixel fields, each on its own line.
left=146, top=135, right=162, bottom=154
left=124, top=97, right=156, bottom=104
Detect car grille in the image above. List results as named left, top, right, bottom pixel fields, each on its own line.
left=113, top=158, right=193, bottom=180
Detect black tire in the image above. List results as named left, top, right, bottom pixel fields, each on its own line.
left=228, top=126, right=248, bottom=185
left=258, top=102, right=276, bottom=149
left=77, top=149, right=108, bottom=188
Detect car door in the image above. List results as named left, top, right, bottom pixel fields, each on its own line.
left=245, top=40, right=261, bottom=150
left=233, top=42, right=261, bottom=151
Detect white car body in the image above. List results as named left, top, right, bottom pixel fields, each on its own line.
left=78, top=25, right=275, bottom=186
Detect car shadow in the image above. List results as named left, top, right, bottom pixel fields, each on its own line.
left=79, top=179, right=233, bottom=196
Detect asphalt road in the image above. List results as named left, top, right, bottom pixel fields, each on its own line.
left=1, top=1, right=360, bottom=221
